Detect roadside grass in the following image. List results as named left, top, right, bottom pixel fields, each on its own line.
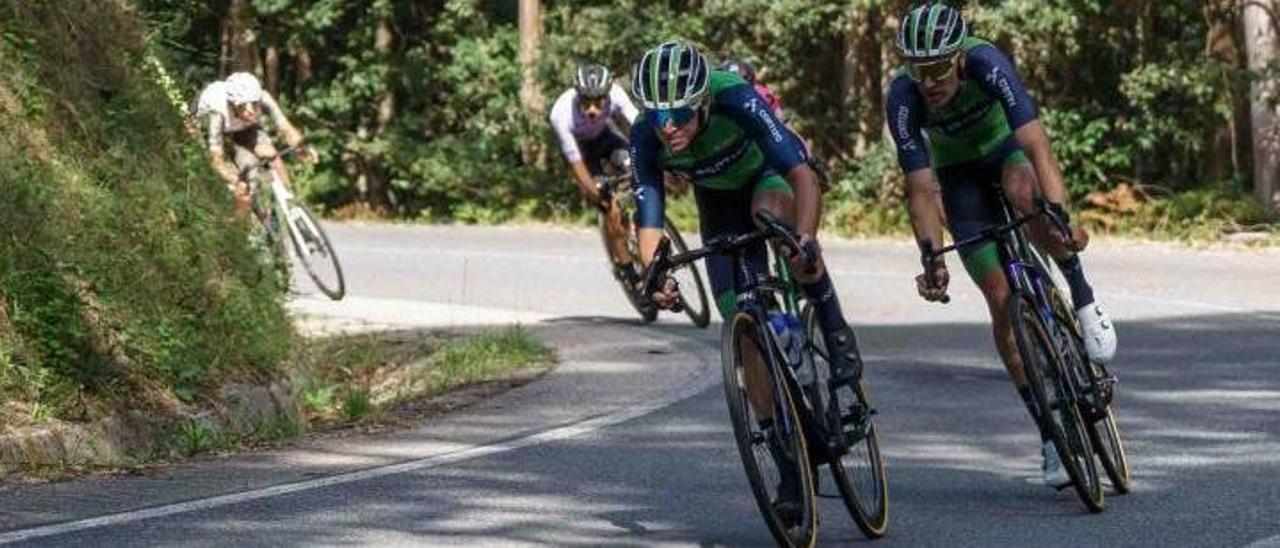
left=293, top=326, right=555, bottom=427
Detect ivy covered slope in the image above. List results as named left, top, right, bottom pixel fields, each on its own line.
left=0, top=1, right=290, bottom=429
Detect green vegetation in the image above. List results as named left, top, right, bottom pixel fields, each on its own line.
left=0, top=1, right=291, bottom=428
left=292, top=326, right=555, bottom=426
left=134, top=0, right=1277, bottom=241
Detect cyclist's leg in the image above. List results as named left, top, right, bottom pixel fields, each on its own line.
left=582, top=132, right=632, bottom=269
left=702, top=182, right=801, bottom=510
left=942, top=157, right=1049, bottom=441
left=751, top=172, right=862, bottom=381
left=1001, top=151, right=1101, bottom=311
left=229, top=131, right=262, bottom=211
left=697, top=184, right=774, bottom=408
left=246, top=129, right=290, bottom=188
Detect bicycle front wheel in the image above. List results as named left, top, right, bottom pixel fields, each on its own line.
left=722, top=311, right=819, bottom=547
left=598, top=211, right=656, bottom=323
left=283, top=201, right=346, bottom=300
left=1011, top=294, right=1104, bottom=512
left=803, top=304, right=889, bottom=538
left=665, top=217, right=710, bottom=328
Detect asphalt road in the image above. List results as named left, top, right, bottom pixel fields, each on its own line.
left=1, top=222, right=1278, bottom=547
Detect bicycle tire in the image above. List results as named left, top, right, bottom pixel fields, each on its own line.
left=721, top=311, right=819, bottom=547
left=257, top=198, right=291, bottom=291
left=802, top=304, right=889, bottom=538
left=1049, top=291, right=1132, bottom=494
left=598, top=212, right=656, bottom=323
left=664, top=217, right=711, bottom=328
left=1010, top=294, right=1104, bottom=513
left=283, top=202, right=346, bottom=300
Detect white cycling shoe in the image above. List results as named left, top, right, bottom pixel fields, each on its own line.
left=1076, top=301, right=1117, bottom=364
left=1042, top=440, right=1072, bottom=489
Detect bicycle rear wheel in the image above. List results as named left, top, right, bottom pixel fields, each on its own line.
left=283, top=201, right=345, bottom=300
left=1049, top=291, right=1130, bottom=494
left=665, top=217, right=710, bottom=328
left=803, top=304, right=889, bottom=538
left=1010, top=294, right=1104, bottom=513
left=722, top=311, right=818, bottom=547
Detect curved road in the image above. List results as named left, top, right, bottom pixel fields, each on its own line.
left=1, top=223, right=1279, bottom=546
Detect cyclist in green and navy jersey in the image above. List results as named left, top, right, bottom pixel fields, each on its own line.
left=629, top=41, right=860, bottom=523
left=885, top=2, right=1118, bottom=489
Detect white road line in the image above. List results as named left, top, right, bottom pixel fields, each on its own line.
left=1246, top=534, right=1280, bottom=548
left=0, top=365, right=718, bottom=544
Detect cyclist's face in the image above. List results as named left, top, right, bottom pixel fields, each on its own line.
left=580, top=95, right=607, bottom=121
left=911, top=54, right=963, bottom=108
left=230, top=101, right=259, bottom=123
left=658, top=111, right=700, bottom=152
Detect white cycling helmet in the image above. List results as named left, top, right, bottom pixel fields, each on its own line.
left=225, top=72, right=263, bottom=105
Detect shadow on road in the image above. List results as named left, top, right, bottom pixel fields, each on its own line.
left=8, top=312, right=1280, bottom=547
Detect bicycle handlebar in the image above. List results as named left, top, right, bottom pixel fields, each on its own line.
left=917, top=197, right=1076, bottom=305
left=638, top=210, right=814, bottom=309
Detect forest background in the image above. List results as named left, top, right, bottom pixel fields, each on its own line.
left=140, top=0, right=1280, bottom=238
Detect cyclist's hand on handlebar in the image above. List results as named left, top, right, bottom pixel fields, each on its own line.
left=916, top=261, right=950, bottom=303
left=784, top=233, right=821, bottom=276
left=1045, top=220, right=1090, bottom=253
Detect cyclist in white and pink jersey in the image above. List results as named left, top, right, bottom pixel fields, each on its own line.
left=196, top=72, right=310, bottom=213
left=549, top=63, right=642, bottom=283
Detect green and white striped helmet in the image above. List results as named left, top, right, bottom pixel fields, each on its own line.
left=896, top=2, right=968, bottom=60
left=631, top=41, right=709, bottom=110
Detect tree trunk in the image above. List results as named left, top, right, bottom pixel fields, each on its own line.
left=264, top=44, right=280, bottom=97
left=844, top=6, right=883, bottom=156
left=359, top=14, right=397, bottom=214
left=222, top=0, right=260, bottom=74
left=1204, top=0, right=1250, bottom=184
left=1244, top=0, right=1280, bottom=208
left=518, top=0, right=544, bottom=115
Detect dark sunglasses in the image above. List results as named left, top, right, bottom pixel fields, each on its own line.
left=579, top=96, right=608, bottom=110
left=646, top=106, right=698, bottom=128
left=907, top=54, right=959, bottom=83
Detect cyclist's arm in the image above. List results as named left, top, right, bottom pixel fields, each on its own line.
left=966, top=45, right=1069, bottom=208
left=204, top=113, right=240, bottom=187
left=549, top=93, right=598, bottom=199
left=260, top=91, right=304, bottom=148
left=631, top=119, right=666, bottom=266
left=718, top=83, right=819, bottom=237
left=886, top=76, right=946, bottom=251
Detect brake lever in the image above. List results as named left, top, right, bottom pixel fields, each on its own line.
left=753, top=210, right=817, bottom=274
left=640, top=237, right=672, bottom=303
left=1036, top=198, right=1077, bottom=248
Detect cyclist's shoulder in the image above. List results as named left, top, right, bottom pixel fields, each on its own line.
left=961, top=37, right=1011, bottom=69
left=885, top=72, right=922, bottom=107
left=708, top=70, right=752, bottom=100
left=196, top=81, right=228, bottom=117
left=548, top=89, right=576, bottom=121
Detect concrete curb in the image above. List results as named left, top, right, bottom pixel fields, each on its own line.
left=0, top=380, right=301, bottom=476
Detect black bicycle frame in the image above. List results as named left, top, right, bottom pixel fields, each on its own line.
left=924, top=197, right=1086, bottom=401
left=643, top=213, right=838, bottom=452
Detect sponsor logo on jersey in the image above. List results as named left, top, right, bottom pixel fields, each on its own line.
left=896, top=106, right=917, bottom=151
left=986, top=67, right=1018, bottom=109
left=745, top=97, right=785, bottom=143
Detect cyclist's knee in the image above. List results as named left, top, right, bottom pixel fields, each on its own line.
left=750, top=192, right=794, bottom=226
left=976, top=269, right=1011, bottom=311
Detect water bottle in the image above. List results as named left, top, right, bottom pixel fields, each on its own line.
left=768, top=312, right=814, bottom=386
